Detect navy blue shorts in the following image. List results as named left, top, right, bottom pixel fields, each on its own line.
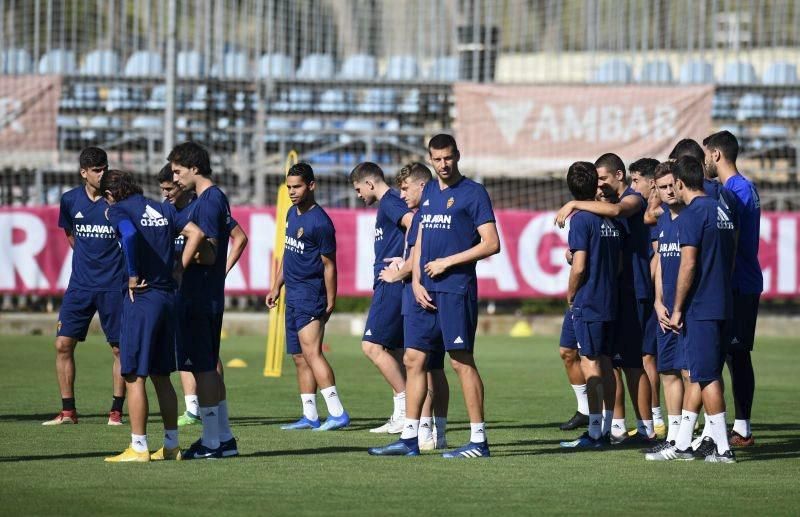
left=642, top=304, right=658, bottom=356
left=611, top=292, right=646, bottom=368
left=363, top=281, right=404, bottom=349
left=559, top=309, right=578, bottom=349
left=725, top=293, right=760, bottom=352
left=680, top=318, right=725, bottom=383
left=656, top=326, right=683, bottom=373
left=285, top=300, right=327, bottom=355
left=176, top=298, right=223, bottom=373
left=57, top=286, right=124, bottom=344
left=572, top=307, right=612, bottom=358
left=404, top=291, right=477, bottom=353
left=119, top=289, right=176, bottom=377
left=425, top=351, right=446, bottom=371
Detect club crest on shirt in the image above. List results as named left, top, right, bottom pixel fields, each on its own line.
left=446, top=197, right=455, bottom=209
left=297, top=227, right=304, bottom=239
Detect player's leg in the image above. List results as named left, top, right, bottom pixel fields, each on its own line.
left=623, top=366, right=655, bottom=439
left=178, top=371, right=201, bottom=425
left=151, top=375, right=181, bottom=460
left=431, top=366, right=450, bottom=448
left=726, top=293, right=759, bottom=446
left=281, top=306, right=320, bottom=429
left=97, top=290, right=126, bottom=425
left=641, top=302, right=664, bottom=436
left=298, top=319, right=349, bottom=430
left=610, top=366, right=628, bottom=442
left=206, top=313, right=236, bottom=456
left=419, top=372, right=435, bottom=446
left=363, top=341, right=406, bottom=432
left=558, top=309, right=589, bottom=431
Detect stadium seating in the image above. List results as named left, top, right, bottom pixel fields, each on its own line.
left=298, top=118, right=325, bottom=144
left=339, top=54, right=377, bottom=79
left=212, top=52, right=249, bottom=79
left=426, top=56, right=460, bottom=81
left=80, top=50, right=120, bottom=75
left=359, top=88, right=396, bottom=113
left=263, top=117, right=293, bottom=143
left=318, top=89, right=349, bottom=112
left=398, top=89, right=421, bottom=113
left=1, top=48, right=32, bottom=74
left=385, top=55, right=419, bottom=80
left=297, top=54, right=335, bottom=79
left=177, top=51, right=204, bottom=77
left=679, top=59, right=715, bottom=84
left=712, top=92, right=736, bottom=119
left=736, top=93, right=768, bottom=120
left=722, top=61, right=758, bottom=84
left=638, top=60, right=673, bottom=83
left=38, top=49, right=77, bottom=74
left=339, top=119, right=377, bottom=144
left=763, top=62, right=798, bottom=85
left=591, top=59, right=632, bottom=83
left=258, top=53, right=294, bottom=79
left=776, top=96, right=800, bottom=119
left=124, top=51, right=163, bottom=77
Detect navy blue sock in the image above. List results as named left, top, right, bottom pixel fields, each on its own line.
left=728, top=351, right=755, bottom=420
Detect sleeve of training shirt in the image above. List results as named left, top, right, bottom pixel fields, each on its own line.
left=315, top=211, right=337, bottom=256
left=468, top=184, right=496, bottom=227
left=58, top=192, right=73, bottom=231
left=192, top=191, right=223, bottom=239
left=568, top=212, right=590, bottom=252
left=677, top=208, right=702, bottom=248
left=384, top=190, right=412, bottom=227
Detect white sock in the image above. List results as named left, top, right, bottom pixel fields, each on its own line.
left=571, top=384, right=589, bottom=415
left=470, top=422, right=486, bottom=443
left=393, top=392, right=406, bottom=421
left=131, top=433, right=148, bottom=453
left=674, top=410, right=698, bottom=451
left=602, top=410, right=613, bottom=435
left=320, top=386, right=344, bottom=417
left=700, top=413, right=711, bottom=438
left=640, top=419, right=654, bottom=437
left=733, top=418, right=751, bottom=438
left=301, top=393, right=318, bottom=421
left=652, top=406, right=664, bottom=426
left=400, top=418, right=419, bottom=440
left=164, top=429, right=178, bottom=449
left=708, top=412, right=731, bottom=454
left=666, top=414, right=681, bottom=442
left=218, top=400, right=234, bottom=442
left=611, top=418, right=627, bottom=437
left=419, top=417, right=433, bottom=441
left=588, top=413, right=602, bottom=440
left=434, top=416, right=447, bottom=440
left=200, top=406, right=220, bottom=449
left=184, top=395, right=199, bottom=416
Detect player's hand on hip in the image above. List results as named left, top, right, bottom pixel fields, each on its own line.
left=378, top=266, right=397, bottom=283
left=668, top=311, right=683, bottom=334
left=128, top=277, right=148, bottom=302
left=412, top=282, right=436, bottom=311
left=424, top=258, right=449, bottom=278
left=383, top=256, right=403, bottom=270
left=654, top=301, right=671, bottom=332
left=323, top=303, right=335, bottom=322
left=554, top=202, right=575, bottom=228
left=565, top=249, right=573, bottom=265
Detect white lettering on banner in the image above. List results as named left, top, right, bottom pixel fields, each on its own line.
left=357, top=213, right=376, bottom=290
left=0, top=213, right=49, bottom=289
left=57, top=247, right=72, bottom=289
left=487, top=100, right=534, bottom=145
left=516, top=212, right=570, bottom=295
left=761, top=217, right=772, bottom=292
left=653, top=105, right=678, bottom=139
left=476, top=219, right=519, bottom=291
left=778, top=218, right=797, bottom=294
left=248, top=214, right=274, bottom=290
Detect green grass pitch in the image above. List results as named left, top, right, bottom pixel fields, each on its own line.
left=1, top=333, right=799, bottom=516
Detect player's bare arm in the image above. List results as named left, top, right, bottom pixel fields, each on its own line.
left=194, top=237, right=218, bottom=265
left=643, top=189, right=664, bottom=225
left=411, top=224, right=436, bottom=310
left=226, top=224, right=249, bottom=275
left=669, top=245, right=698, bottom=333
left=64, top=229, right=75, bottom=249
left=266, top=260, right=284, bottom=308
left=379, top=255, right=411, bottom=283
left=653, top=259, right=670, bottom=331
left=424, top=222, right=500, bottom=278
left=399, top=211, right=414, bottom=231
left=179, top=222, right=206, bottom=270
left=321, top=252, right=337, bottom=320
left=566, top=249, right=587, bottom=307
left=555, top=195, right=641, bottom=228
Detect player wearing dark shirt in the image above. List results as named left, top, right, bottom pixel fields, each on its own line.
left=43, top=147, right=128, bottom=427
left=267, top=163, right=350, bottom=432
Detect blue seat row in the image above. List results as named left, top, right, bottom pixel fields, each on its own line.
left=591, top=58, right=798, bottom=85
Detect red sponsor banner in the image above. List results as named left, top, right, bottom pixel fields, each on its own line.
left=0, top=75, right=61, bottom=153
left=454, top=83, right=714, bottom=176
left=1, top=206, right=798, bottom=299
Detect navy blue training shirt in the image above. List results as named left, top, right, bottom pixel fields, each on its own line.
left=656, top=210, right=681, bottom=312
left=568, top=211, right=624, bottom=321
left=676, top=195, right=737, bottom=320
left=179, top=185, right=235, bottom=312
left=619, top=187, right=653, bottom=300
left=418, top=177, right=495, bottom=297
left=58, top=187, right=125, bottom=291
left=283, top=204, right=336, bottom=306
left=725, top=174, right=763, bottom=295
left=107, top=194, right=185, bottom=291
left=373, top=188, right=411, bottom=281
left=401, top=210, right=422, bottom=316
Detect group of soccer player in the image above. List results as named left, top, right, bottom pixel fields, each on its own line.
left=554, top=130, right=761, bottom=463
left=46, top=143, right=249, bottom=461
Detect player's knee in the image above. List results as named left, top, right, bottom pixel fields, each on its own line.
left=54, top=337, right=76, bottom=355
left=559, top=347, right=578, bottom=365
left=110, top=346, right=121, bottom=358
left=403, top=351, right=426, bottom=371
left=448, top=354, right=476, bottom=374
left=291, top=353, right=307, bottom=368
left=361, top=341, right=379, bottom=358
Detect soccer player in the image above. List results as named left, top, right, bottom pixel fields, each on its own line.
left=558, top=162, right=623, bottom=449
left=645, top=155, right=738, bottom=463
left=100, top=170, right=205, bottom=462
left=557, top=305, right=590, bottom=431
left=157, top=164, right=249, bottom=427
left=629, top=157, right=665, bottom=438
left=266, top=163, right=350, bottom=431
left=349, top=162, right=413, bottom=434
left=378, top=162, right=450, bottom=450
left=170, top=142, right=239, bottom=459
left=643, top=161, right=687, bottom=455
left=368, top=134, right=499, bottom=458
left=555, top=153, right=655, bottom=444
left=703, top=130, right=762, bottom=447
left=44, top=147, right=127, bottom=426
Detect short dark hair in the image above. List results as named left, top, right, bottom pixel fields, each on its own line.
left=156, top=163, right=174, bottom=183
left=428, top=133, right=458, bottom=154
left=567, top=161, right=598, bottom=201
left=396, top=162, right=432, bottom=187
left=629, top=158, right=659, bottom=178
left=668, top=139, right=705, bottom=162
left=674, top=156, right=704, bottom=191
left=654, top=160, right=678, bottom=181
left=100, top=169, right=143, bottom=201
left=594, top=153, right=626, bottom=181
left=287, top=162, right=315, bottom=184
left=79, top=147, right=108, bottom=169
left=167, top=141, right=212, bottom=177
left=703, top=130, right=739, bottom=163
left=349, top=162, right=385, bottom=184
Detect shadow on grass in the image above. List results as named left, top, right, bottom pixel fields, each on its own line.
left=239, top=446, right=366, bottom=458
left=0, top=413, right=109, bottom=422
left=0, top=451, right=113, bottom=462
left=737, top=436, right=800, bottom=462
